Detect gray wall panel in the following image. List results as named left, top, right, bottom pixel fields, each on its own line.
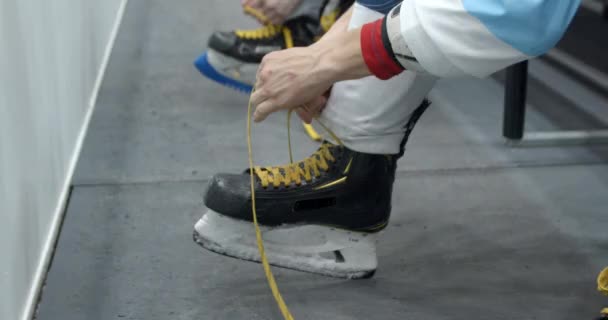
left=0, top=1, right=126, bottom=319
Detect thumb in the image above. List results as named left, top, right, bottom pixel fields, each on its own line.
left=308, top=95, right=327, bottom=117
left=253, top=100, right=279, bottom=122
left=296, top=108, right=313, bottom=124
left=296, top=96, right=327, bottom=124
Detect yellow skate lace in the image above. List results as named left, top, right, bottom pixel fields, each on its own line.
left=320, top=8, right=339, bottom=33
left=235, top=24, right=284, bottom=40
left=241, top=7, right=345, bottom=320
left=247, top=96, right=342, bottom=320
left=254, top=137, right=338, bottom=189
left=238, top=6, right=289, bottom=42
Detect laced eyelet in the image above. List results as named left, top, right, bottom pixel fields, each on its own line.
left=253, top=144, right=337, bottom=190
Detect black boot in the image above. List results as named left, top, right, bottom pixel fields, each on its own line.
left=194, top=101, right=430, bottom=278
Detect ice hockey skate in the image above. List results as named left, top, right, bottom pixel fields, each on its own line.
left=194, top=3, right=351, bottom=142
left=194, top=141, right=391, bottom=279
left=194, top=101, right=430, bottom=279
left=194, top=11, right=324, bottom=140
left=194, top=15, right=319, bottom=92
left=193, top=0, right=351, bottom=92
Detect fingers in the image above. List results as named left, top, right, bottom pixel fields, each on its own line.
left=243, top=0, right=261, bottom=12
left=250, top=84, right=269, bottom=107
left=265, top=10, right=285, bottom=24
left=308, top=95, right=328, bottom=117
left=259, top=0, right=284, bottom=24
left=255, top=53, right=275, bottom=88
left=296, top=96, right=327, bottom=124
left=296, top=108, right=313, bottom=124
left=252, top=95, right=326, bottom=124
left=267, top=15, right=285, bottom=25
left=251, top=59, right=275, bottom=122
left=254, top=99, right=281, bottom=122
left=244, top=0, right=285, bottom=25
left=245, top=0, right=262, bottom=8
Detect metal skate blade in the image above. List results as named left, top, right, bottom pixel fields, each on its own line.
left=193, top=210, right=378, bottom=279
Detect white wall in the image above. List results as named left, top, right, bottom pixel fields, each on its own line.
left=0, top=1, right=127, bottom=319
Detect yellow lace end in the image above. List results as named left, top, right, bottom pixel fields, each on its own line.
left=247, top=89, right=294, bottom=320
left=303, top=123, right=322, bottom=141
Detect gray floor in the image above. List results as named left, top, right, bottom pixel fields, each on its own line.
left=36, top=1, right=608, bottom=319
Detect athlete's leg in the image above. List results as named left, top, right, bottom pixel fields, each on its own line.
left=319, top=0, right=437, bottom=155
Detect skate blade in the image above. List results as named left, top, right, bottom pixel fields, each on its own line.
left=193, top=210, right=378, bottom=279
left=194, top=50, right=257, bottom=93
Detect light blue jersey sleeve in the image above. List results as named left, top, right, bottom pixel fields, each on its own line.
left=462, top=0, right=581, bottom=56
left=390, top=0, right=581, bottom=77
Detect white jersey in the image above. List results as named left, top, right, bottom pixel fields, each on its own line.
left=368, top=0, right=580, bottom=78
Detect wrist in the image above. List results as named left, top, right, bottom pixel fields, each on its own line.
left=312, top=27, right=371, bottom=84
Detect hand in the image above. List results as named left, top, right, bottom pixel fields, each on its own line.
left=250, top=26, right=370, bottom=123
left=251, top=46, right=334, bottom=122
left=242, top=0, right=303, bottom=25
left=294, top=96, right=328, bottom=124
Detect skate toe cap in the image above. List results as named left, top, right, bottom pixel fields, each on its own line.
left=204, top=173, right=251, bottom=217
left=208, top=31, right=236, bottom=52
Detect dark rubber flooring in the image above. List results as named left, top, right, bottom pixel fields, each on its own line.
left=36, top=1, right=608, bottom=319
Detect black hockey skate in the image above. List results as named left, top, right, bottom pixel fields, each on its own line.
left=194, top=0, right=354, bottom=92
left=194, top=16, right=319, bottom=92
left=194, top=101, right=430, bottom=279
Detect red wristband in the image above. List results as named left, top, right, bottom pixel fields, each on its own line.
left=361, top=18, right=404, bottom=80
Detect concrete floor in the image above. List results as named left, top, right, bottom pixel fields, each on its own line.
left=36, top=1, right=608, bottom=319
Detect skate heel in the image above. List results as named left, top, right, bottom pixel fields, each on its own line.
left=333, top=234, right=378, bottom=278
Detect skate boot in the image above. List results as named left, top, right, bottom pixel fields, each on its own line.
left=194, top=100, right=430, bottom=279
left=194, top=141, right=395, bottom=279
left=193, top=0, right=355, bottom=91
left=194, top=3, right=352, bottom=142
left=194, top=16, right=318, bottom=92
left=194, top=12, right=324, bottom=141
left=193, top=101, right=429, bottom=279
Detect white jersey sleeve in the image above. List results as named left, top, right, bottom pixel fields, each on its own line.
left=385, top=0, right=580, bottom=78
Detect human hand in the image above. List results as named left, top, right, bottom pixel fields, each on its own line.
left=250, top=27, right=369, bottom=123
left=242, top=0, right=303, bottom=25
left=294, top=96, right=328, bottom=124
left=251, top=46, right=334, bottom=123
left=295, top=89, right=332, bottom=123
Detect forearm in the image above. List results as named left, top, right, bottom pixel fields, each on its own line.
left=312, top=26, right=370, bottom=84
left=314, top=0, right=580, bottom=83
